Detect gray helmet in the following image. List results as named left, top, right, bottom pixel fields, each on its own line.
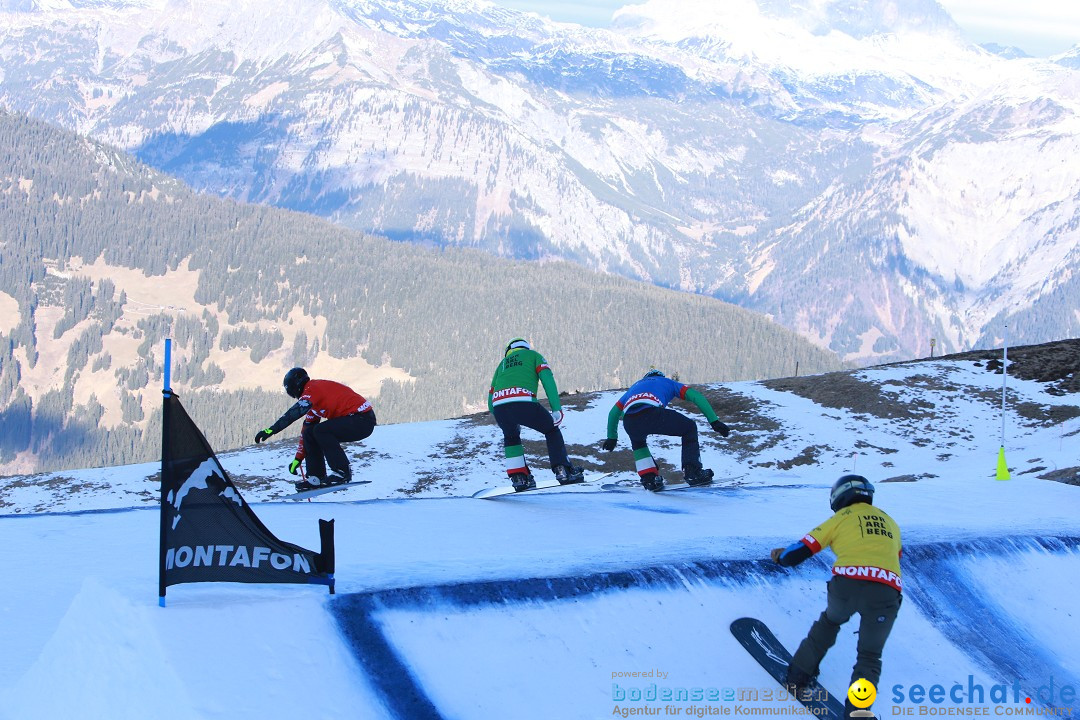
left=830, top=474, right=874, bottom=512
left=283, top=367, right=309, bottom=399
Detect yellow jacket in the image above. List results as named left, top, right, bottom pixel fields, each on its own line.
left=800, top=503, right=903, bottom=592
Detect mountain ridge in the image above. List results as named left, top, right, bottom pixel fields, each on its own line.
left=0, top=108, right=843, bottom=475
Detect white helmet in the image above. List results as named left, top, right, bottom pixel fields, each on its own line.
left=505, top=337, right=531, bottom=355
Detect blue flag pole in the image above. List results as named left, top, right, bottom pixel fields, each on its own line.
left=160, top=338, right=173, bottom=606
left=163, top=337, right=172, bottom=398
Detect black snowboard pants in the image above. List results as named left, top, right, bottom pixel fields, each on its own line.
left=790, top=575, right=901, bottom=687
left=622, top=407, right=701, bottom=469
left=301, top=410, right=376, bottom=482
left=492, top=402, right=570, bottom=471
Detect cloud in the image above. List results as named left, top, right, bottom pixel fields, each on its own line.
left=494, top=0, right=623, bottom=26
left=936, top=0, right=1080, bottom=55
left=491, top=0, right=1080, bottom=55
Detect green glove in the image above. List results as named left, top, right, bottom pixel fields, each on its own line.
left=289, top=458, right=302, bottom=475
left=254, top=428, right=274, bottom=444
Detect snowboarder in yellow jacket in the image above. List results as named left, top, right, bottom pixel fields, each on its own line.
left=771, top=474, right=902, bottom=716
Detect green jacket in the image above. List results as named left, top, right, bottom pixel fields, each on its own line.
left=488, top=348, right=561, bottom=413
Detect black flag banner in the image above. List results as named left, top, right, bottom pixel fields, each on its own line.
left=158, top=392, right=334, bottom=601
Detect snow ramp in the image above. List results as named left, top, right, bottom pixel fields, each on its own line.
left=330, top=535, right=1080, bottom=720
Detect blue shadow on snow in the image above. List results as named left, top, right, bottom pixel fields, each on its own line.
left=329, top=535, right=1080, bottom=720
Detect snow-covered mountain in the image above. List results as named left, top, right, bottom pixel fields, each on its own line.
left=1, top=0, right=1078, bottom=361
left=1054, top=46, right=1080, bottom=70
left=1, top=343, right=1078, bottom=719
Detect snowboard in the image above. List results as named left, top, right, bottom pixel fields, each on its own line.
left=601, top=473, right=747, bottom=493
left=284, top=480, right=372, bottom=501
left=472, top=471, right=611, bottom=499
left=729, top=617, right=846, bottom=720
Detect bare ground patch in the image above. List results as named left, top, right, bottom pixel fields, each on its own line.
left=880, top=473, right=937, bottom=483
left=400, top=469, right=454, bottom=496
left=1036, top=467, right=1080, bottom=486
left=0, top=473, right=115, bottom=510
left=762, top=371, right=935, bottom=421
left=754, top=444, right=835, bottom=471
left=397, top=439, right=484, bottom=495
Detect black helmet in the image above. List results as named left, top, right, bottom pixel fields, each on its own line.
left=283, top=367, right=310, bottom=399
left=643, top=369, right=665, bottom=379
left=830, top=474, right=874, bottom=512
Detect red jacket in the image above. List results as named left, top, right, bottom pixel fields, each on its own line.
left=268, top=379, right=372, bottom=460
left=298, top=379, right=371, bottom=421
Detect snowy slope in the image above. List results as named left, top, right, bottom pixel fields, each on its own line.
left=4, top=349, right=1076, bottom=511
left=0, top=350, right=1078, bottom=718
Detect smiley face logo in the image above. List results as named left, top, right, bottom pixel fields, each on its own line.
left=848, top=678, right=876, bottom=708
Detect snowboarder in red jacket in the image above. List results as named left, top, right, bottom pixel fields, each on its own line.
left=254, top=367, right=376, bottom=491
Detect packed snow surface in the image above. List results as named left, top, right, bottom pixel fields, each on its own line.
left=1, top=358, right=1078, bottom=718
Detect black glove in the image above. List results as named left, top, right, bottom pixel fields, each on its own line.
left=254, top=428, right=274, bottom=444
left=711, top=420, right=730, bottom=437
left=288, top=458, right=302, bottom=475
left=602, top=438, right=617, bottom=451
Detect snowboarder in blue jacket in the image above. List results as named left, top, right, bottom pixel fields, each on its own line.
left=602, top=369, right=730, bottom=491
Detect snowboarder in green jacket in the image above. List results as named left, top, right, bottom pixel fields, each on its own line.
left=488, top=337, right=583, bottom=491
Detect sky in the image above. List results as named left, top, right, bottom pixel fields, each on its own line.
left=492, top=0, right=1080, bottom=57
